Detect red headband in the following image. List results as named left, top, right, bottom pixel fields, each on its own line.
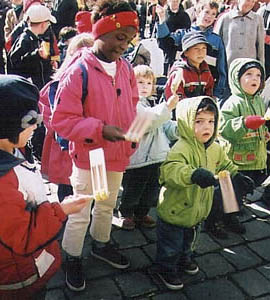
left=92, top=11, right=139, bottom=40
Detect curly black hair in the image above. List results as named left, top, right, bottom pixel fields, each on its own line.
left=91, top=0, right=135, bottom=24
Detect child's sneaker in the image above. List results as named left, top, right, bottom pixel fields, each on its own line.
left=156, top=271, right=184, bottom=290
left=206, top=221, right=228, bottom=240
left=224, top=214, right=246, bottom=234
left=91, top=241, right=130, bottom=269
left=179, top=256, right=199, bottom=275
left=122, top=217, right=136, bottom=230
left=134, top=215, right=156, bottom=228
left=65, top=256, right=85, bottom=291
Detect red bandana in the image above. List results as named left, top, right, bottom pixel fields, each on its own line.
left=92, top=11, right=139, bottom=40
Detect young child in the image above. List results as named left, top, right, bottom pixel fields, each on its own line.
left=157, top=0, right=229, bottom=100
left=39, top=32, right=94, bottom=202
left=9, top=4, right=56, bottom=89
left=116, top=65, right=179, bottom=230
left=163, top=31, right=214, bottom=105
left=51, top=0, right=139, bottom=292
left=0, top=74, right=90, bottom=300
left=57, top=26, right=77, bottom=65
left=153, top=96, right=254, bottom=290
left=208, top=58, right=270, bottom=236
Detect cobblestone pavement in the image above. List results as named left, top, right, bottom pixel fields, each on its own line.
left=44, top=182, right=270, bottom=300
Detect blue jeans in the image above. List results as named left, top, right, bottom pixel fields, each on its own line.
left=155, top=217, right=200, bottom=273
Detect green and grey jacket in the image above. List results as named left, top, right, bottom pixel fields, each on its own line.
left=220, top=58, right=268, bottom=171
left=157, top=96, right=238, bottom=228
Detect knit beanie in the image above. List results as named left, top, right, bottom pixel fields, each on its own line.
left=0, top=75, right=42, bottom=139
left=23, top=0, right=41, bottom=12
left=75, top=11, right=92, bottom=34
left=238, top=61, right=265, bottom=81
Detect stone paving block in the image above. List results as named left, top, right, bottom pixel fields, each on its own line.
left=255, top=296, right=270, bottom=300
left=153, top=291, right=188, bottom=299
left=46, top=268, right=65, bottom=289
left=243, top=220, right=270, bottom=241
left=257, top=264, right=270, bottom=281
left=123, top=248, right=152, bottom=269
left=248, top=239, right=270, bottom=262
left=231, top=269, right=270, bottom=297
left=84, top=255, right=122, bottom=280
left=45, top=289, right=66, bottom=300
left=195, top=253, right=235, bottom=278
left=195, top=232, right=221, bottom=255
left=220, top=245, right=262, bottom=271
left=142, top=243, right=156, bottom=262
left=112, top=228, right=148, bottom=248
left=184, top=278, right=245, bottom=300
left=140, top=227, right=157, bottom=243
left=115, top=271, right=158, bottom=298
left=208, top=230, right=245, bottom=248
left=65, top=278, right=122, bottom=299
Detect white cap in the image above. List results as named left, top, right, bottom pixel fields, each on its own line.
left=27, top=5, right=56, bottom=24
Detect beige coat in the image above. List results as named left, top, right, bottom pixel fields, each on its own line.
left=4, top=8, right=24, bottom=41
left=214, top=8, right=265, bottom=68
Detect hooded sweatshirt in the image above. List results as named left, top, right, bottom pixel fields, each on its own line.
left=219, top=58, right=268, bottom=171
left=157, top=96, right=237, bottom=227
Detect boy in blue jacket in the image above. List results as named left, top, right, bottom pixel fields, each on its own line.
left=156, top=0, right=229, bottom=100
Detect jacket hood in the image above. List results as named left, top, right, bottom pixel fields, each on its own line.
left=229, top=58, right=265, bottom=100
left=0, top=149, right=24, bottom=177
left=175, top=96, right=219, bottom=147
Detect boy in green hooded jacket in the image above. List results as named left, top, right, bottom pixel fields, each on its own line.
left=206, top=58, right=270, bottom=238
left=153, top=96, right=254, bottom=290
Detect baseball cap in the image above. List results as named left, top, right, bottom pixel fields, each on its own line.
left=26, top=4, right=56, bottom=23
left=182, top=31, right=212, bottom=53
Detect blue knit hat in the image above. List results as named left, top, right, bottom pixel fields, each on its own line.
left=0, top=75, right=42, bottom=139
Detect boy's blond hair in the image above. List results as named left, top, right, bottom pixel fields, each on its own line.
left=133, top=65, right=156, bottom=95
left=196, top=0, right=219, bottom=14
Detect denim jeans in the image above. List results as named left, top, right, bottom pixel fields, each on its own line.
left=119, top=164, right=161, bottom=218
left=155, top=217, right=200, bottom=273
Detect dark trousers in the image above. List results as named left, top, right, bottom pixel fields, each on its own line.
left=119, top=164, right=161, bottom=218
left=155, top=217, right=200, bottom=273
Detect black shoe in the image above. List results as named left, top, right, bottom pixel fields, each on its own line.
left=179, top=256, right=199, bottom=275
left=91, top=241, right=130, bottom=269
left=224, top=214, right=246, bottom=234
left=156, top=271, right=184, bottom=290
left=65, top=256, right=85, bottom=291
left=206, top=222, right=228, bottom=240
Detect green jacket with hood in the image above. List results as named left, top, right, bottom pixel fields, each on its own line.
left=157, top=96, right=238, bottom=228
left=220, top=58, right=268, bottom=171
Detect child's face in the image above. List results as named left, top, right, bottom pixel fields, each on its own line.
left=184, top=43, right=207, bottom=69
left=197, top=5, right=217, bottom=29
left=12, top=0, right=23, bottom=5
left=194, top=110, right=215, bottom=144
left=240, top=67, right=261, bottom=95
left=136, top=75, right=153, bottom=98
left=94, top=26, right=137, bottom=63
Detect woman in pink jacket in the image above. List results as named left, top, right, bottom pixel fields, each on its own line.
left=51, top=0, right=139, bottom=292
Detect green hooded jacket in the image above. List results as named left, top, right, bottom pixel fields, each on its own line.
left=157, top=96, right=238, bottom=228
left=220, top=58, right=268, bottom=170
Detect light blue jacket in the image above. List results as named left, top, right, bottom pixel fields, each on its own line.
left=127, top=96, right=178, bottom=169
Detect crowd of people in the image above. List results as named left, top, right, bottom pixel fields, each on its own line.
left=0, top=0, right=270, bottom=298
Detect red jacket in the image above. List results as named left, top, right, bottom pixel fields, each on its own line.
left=52, top=48, right=139, bottom=172
left=165, top=59, right=214, bottom=100
left=0, top=150, right=67, bottom=298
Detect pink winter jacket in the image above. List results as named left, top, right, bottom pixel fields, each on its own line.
left=51, top=49, right=139, bottom=172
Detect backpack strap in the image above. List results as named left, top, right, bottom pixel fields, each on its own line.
left=79, top=62, right=88, bottom=104
left=48, top=81, right=60, bottom=110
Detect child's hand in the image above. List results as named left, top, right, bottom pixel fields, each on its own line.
left=39, top=41, right=50, bottom=59
left=60, top=195, right=91, bottom=215
left=166, top=94, right=179, bottom=111
left=102, top=125, right=125, bottom=142
left=191, top=168, right=218, bottom=188
left=244, top=115, right=265, bottom=130
left=156, top=4, right=166, bottom=23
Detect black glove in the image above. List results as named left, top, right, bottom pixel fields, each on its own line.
left=232, top=173, right=255, bottom=195
left=191, top=168, right=218, bottom=188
